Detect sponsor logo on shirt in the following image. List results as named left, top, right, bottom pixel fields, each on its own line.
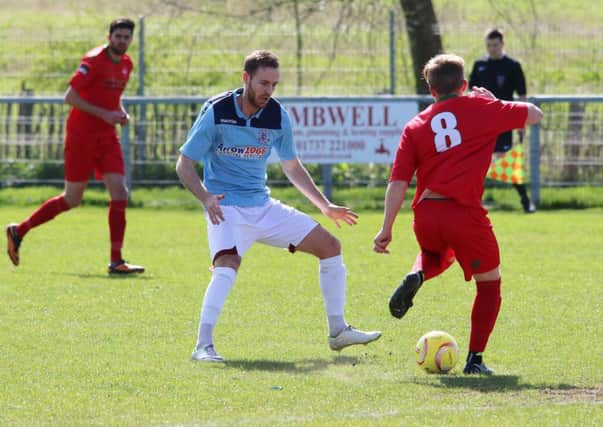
left=258, top=129, right=270, bottom=145
left=104, top=79, right=127, bottom=89
left=216, top=144, right=267, bottom=159
left=122, top=68, right=128, bottom=75
left=78, top=64, right=90, bottom=75
left=220, top=118, right=238, bottom=124
left=497, top=75, right=505, bottom=87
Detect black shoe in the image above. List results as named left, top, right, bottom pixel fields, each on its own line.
left=463, top=352, right=494, bottom=375
left=6, top=224, right=22, bottom=266
left=108, top=259, right=145, bottom=275
left=389, top=271, right=424, bottom=319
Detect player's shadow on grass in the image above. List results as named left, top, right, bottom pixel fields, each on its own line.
left=432, top=375, right=579, bottom=393
left=62, top=272, right=153, bottom=280
left=224, top=355, right=358, bottom=374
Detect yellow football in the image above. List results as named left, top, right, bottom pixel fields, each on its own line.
left=415, top=330, right=459, bottom=374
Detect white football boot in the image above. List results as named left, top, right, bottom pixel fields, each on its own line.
left=191, top=344, right=225, bottom=362
left=328, top=325, right=382, bottom=351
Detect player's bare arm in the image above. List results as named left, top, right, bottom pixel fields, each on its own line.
left=470, top=87, right=542, bottom=127
left=64, top=85, right=125, bottom=126
left=525, top=103, right=543, bottom=125
left=374, top=180, right=409, bottom=254
left=280, top=158, right=358, bottom=228
left=516, top=95, right=528, bottom=139
left=119, top=101, right=130, bottom=126
left=176, top=154, right=225, bottom=225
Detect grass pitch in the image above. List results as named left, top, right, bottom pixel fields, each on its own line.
left=0, top=206, right=601, bottom=425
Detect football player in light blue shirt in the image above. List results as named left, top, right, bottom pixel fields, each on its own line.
left=180, top=85, right=296, bottom=207
left=177, top=50, right=381, bottom=362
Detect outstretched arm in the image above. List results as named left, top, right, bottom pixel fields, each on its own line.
left=524, top=103, right=543, bottom=125
left=471, top=86, right=543, bottom=127
left=373, top=180, right=409, bottom=254
left=280, top=158, right=358, bottom=228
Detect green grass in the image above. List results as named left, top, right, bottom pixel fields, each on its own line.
left=2, top=185, right=603, bottom=212
left=1, top=206, right=601, bottom=425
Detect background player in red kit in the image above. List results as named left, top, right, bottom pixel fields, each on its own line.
left=373, top=54, right=542, bottom=374
left=6, top=18, right=144, bottom=275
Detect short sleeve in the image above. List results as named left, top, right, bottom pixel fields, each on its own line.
left=478, top=98, right=528, bottom=135
left=179, top=102, right=217, bottom=162
left=69, top=58, right=95, bottom=92
left=389, top=125, right=416, bottom=182
left=273, top=107, right=296, bottom=160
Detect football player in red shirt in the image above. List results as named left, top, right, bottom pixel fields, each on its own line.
left=373, top=54, right=542, bottom=374
left=6, top=18, right=144, bottom=275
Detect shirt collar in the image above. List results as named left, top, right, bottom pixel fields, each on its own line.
left=233, top=88, right=264, bottom=120
left=436, top=94, right=459, bottom=102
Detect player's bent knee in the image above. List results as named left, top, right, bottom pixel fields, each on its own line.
left=63, top=194, right=82, bottom=208
left=108, top=187, right=128, bottom=201
left=328, top=234, right=341, bottom=255
left=111, top=194, right=128, bottom=202
left=317, top=233, right=341, bottom=259
left=473, top=266, right=501, bottom=282
left=214, top=254, right=241, bottom=271
left=296, top=226, right=341, bottom=259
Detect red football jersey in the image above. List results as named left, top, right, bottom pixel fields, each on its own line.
left=66, top=45, right=133, bottom=134
left=390, top=95, right=528, bottom=209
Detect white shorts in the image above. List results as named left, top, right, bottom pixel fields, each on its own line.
left=205, top=198, right=319, bottom=262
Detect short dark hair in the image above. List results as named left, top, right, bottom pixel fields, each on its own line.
left=423, top=54, right=465, bottom=95
left=485, top=28, right=504, bottom=42
left=244, top=50, right=279, bottom=77
left=110, top=18, right=135, bottom=35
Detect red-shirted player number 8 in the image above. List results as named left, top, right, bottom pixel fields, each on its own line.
left=431, top=112, right=462, bottom=152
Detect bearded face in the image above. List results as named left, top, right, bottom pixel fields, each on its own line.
left=108, top=28, right=133, bottom=56
left=243, top=66, right=280, bottom=110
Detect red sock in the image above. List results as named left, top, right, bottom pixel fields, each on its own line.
left=412, top=247, right=455, bottom=280
left=109, top=200, right=127, bottom=263
left=469, top=279, right=502, bottom=352
left=17, top=195, right=71, bottom=237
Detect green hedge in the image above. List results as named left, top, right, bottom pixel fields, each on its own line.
left=2, top=185, right=602, bottom=212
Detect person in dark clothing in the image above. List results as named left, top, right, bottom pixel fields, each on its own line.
left=469, top=28, right=535, bottom=213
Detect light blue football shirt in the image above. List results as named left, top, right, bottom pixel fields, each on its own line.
left=180, top=88, right=296, bottom=207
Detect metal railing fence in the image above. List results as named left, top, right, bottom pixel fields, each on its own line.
left=1, top=95, right=603, bottom=206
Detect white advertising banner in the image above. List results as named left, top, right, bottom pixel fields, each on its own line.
left=275, top=99, right=418, bottom=164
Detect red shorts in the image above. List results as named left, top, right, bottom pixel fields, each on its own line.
left=64, top=131, right=125, bottom=181
left=413, top=200, right=500, bottom=281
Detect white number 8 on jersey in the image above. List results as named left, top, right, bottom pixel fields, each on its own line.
left=431, top=112, right=462, bottom=152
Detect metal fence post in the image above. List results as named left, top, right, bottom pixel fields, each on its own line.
left=529, top=121, right=541, bottom=207
left=389, top=9, right=396, bottom=95
left=136, top=16, right=147, bottom=170
left=121, top=123, right=132, bottom=192
left=138, top=16, right=145, bottom=96
left=322, top=164, right=333, bottom=200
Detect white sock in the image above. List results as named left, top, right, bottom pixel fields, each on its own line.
left=197, top=323, right=214, bottom=350
left=319, top=255, right=348, bottom=336
left=195, top=267, right=237, bottom=350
